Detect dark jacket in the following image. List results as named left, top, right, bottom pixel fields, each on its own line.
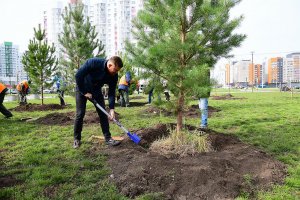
left=75, top=58, right=118, bottom=109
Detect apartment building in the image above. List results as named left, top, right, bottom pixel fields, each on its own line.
left=46, top=0, right=143, bottom=58
left=267, top=57, right=283, bottom=85
left=0, top=42, right=26, bottom=87
left=251, top=64, right=263, bottom=85
left=283, top=52, right=300, bottom=84
left=225, top=60, right=251, bottom=86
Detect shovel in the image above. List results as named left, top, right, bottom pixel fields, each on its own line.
left=90, top=98, right=141, bottom=144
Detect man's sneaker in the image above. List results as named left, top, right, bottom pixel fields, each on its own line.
left=5, top=115, right=13, bottom=119
left=106, top=138, right=121, bottom=146
left=73, top=139, right=81, bottom=149
left=200, top=126, right=208, bottom=130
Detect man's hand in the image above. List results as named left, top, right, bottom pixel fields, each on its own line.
left=84, top=93, right=92, bottom=100
left=109, top=109, right=115, bottom=120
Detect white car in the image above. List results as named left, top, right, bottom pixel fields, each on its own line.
left=43, top=89, right=52, bottom=94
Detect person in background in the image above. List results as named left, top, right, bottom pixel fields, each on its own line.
left=136, top=80, right=140, bottom=94
left=16, top=80, right=30, bottom=105
left=0, top=83, right=13, bottom=118
left=163, top=80, right=170, bottom=101
left=118, top=71, right=132, bottom=107
left=74, top=56, right=123, bottom=148
left=199, top=97, right=209, bottom=129
left=198, top=70, right=211, bottom=129
left=148, top=87, right=154, bottom=104
left=56, top=79, right=66, bottom=106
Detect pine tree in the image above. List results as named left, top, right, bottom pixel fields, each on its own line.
left=22, top=24, right=58, bottom=105
left=126, top=0, right=246, bottom=133
left=59, top=2, right=105, bottom=88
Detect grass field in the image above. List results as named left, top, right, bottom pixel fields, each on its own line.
left=0, top=91, right=299, bottom=199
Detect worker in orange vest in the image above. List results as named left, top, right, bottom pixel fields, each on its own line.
left=118, top=72, right=132, bottom=107
left=16, top=80, right=30, bottom=105
left=0, top=83, right=13, bottom=118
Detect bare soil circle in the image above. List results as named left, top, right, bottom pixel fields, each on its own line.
left=11, top=103, right=67, bottom=112
left=211, top=94, right=246, bottom=100
left=30, top=110, right=120, bottom=125
left=143, top=105, right=220, bottom=118
left=89, top=124, right=286, bottom=199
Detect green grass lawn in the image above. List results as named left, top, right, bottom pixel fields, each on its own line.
left=0, top=92, right=299, bottom=199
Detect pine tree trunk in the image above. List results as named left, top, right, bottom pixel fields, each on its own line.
left=41, top=73, right=44, bottom=105
left=176, top=89, right=184, bottom=134
left=176, top=12, right=187, bottom=134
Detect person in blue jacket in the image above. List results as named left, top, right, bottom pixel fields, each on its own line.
left=118, top=71, right=132, bottom=107
left=56, top=78, right=66, bottom=106
left=73, top=56, right=123, bottom=148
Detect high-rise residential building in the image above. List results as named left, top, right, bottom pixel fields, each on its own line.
left=46, top=1, right=65, bottom=59
left=46, top=0, right=143, bottom=58
left=255, top=64, right=263, bottom=86
left=92, top=0, right=142, bottom=56
left=283, top=52, right=300, bottom=84
left=0, top=42, right=26, bottom=87
left=93, top=0, right=107, bottom=50
left=267, top=57, right=283, bottom=85
left=261, top=59, right=268, bottom=86
left=225, top=63, right=230, bottom=85
left=249, top=63, right=263, bottom=86
left=224, top=60, right=267, bottom=87
left=230, top=60, right=251, bottom=86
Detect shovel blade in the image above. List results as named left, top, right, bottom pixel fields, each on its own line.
left=127, top=132, right=141, bottom=144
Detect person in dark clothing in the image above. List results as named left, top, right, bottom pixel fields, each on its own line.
left=148, top=87, right=154, bottom=104
left=56, top=79, right=66, bottom=106
left=0, top=83, right=13, bottom=118
left=73, top=56, right=123, bottom=148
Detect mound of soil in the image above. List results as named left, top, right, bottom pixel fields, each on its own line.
left=211, top=94, right=245, bottom=100
left=33, top=110, right=120, bottom=125
left=11, top=103, right=66, bottom=112
left=90, top=124, right=286, bottom=199
left=143, top=105, right=220, bottom=118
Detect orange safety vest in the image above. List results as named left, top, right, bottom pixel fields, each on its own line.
left=16, top=80, right=29, bottom=92
left=118, top=75, right=129, bottom=86
left=0, top=83, right=7, bottom=93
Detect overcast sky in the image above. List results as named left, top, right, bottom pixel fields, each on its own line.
left=228, top=0, right=300, bottom=64
left=0, top=0, right=299, bottom=64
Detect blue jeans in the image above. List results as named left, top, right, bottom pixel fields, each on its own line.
left=199, top=98, right=208, bottom=128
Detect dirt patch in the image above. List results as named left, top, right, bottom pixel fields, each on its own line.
left=89, top=124, right=287, bottom=199
left=11, top=103, right=67, bottom=112
left=211, top=94, right=246, bottom=100
left=43, top=185, right=59, bottom=199
left=143, top=105, right=220, bottom=118
left=33, top=110, right=120, bottom=126
left=0, top=149, right=22, bottom=189
left=130, top=96, right=145, bottom=100
left=127, top=102, right=148, bottom=107
left=187, top=105, right=221, bottom=118
left=0, top=175, right=21, bottom=188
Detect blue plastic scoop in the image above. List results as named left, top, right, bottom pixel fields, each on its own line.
left=91, top=99, right=141, bottom=144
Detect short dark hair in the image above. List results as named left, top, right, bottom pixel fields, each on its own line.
left=109, top=56, right=123, bottom=68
